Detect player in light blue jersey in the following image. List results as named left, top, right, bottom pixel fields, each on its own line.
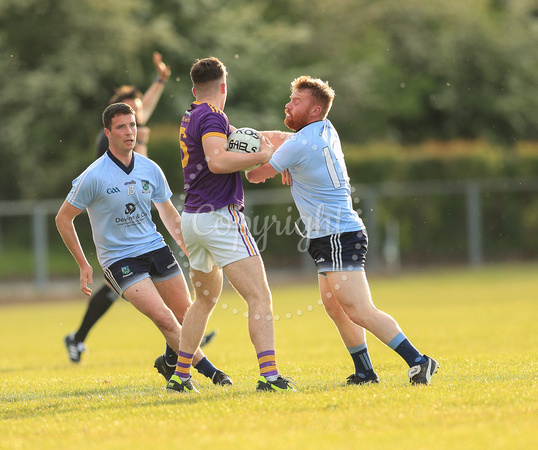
left=56, top=103, right=231, bottom=389
left=62, top=56, right=216, bottom=372
left=268, top=119, right=363, bottom=240
left=248, top=76, right=439, bottom=385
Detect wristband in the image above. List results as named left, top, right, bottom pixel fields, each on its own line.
left=154, top=76, right=166, bottom=84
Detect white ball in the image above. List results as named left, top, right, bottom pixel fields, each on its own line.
left=227, top=127, right=261, bottom=171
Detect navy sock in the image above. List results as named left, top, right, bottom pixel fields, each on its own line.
left=348, top=343, right=376, bottom=379
left=194, top=357, right=217, bottom=379
left=388, top=332, right=427, bottom=367
left=164, top=344, right=178, bottom=367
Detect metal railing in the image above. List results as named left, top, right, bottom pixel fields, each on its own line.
left=245, top=176, right=538, bottom=271
left=1, top=176, right=537, bottom=288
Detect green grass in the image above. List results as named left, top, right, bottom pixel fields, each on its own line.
left=1, top=263, right=537, bottom=449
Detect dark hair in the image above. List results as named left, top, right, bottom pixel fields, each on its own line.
left=102, top=103, right=135, bottom=130
left=190, top=57, right=227, bottom=86
left=108, top=85, right=142, bottom=105
left=291, top=76, right=335, bottom=119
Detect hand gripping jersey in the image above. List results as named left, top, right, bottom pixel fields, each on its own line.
left=180, top=102, right=244, bottom=213
left=66, top=151, right=172, bottom=268
left=269, top=119, right=364, bottom=239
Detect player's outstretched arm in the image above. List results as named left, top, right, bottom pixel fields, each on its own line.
left=140, top=52, right=171, bottom=126
left=55, top=201, right=93, bottom=296
left=260, top=130, right=292, bottom=149
left=245, top=163, right=279, bottom=184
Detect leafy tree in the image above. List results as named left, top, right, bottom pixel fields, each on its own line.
left=0, top=0, right=167, bottom=199
left=0, top=0, right=305, bottom=200
left=0, top=0, right=536, bottom=201
left=142, top=0, right=311, bottom=129
left=279, top=0, right=538, bottom=144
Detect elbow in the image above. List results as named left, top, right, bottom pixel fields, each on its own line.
left=207, top=160, right=228, bottom=174
left=245, top=164, right=269, bottom=183
left=55, top=215, right=66, bottom=237
left=55, top=211, right=70, bottom=233
left=245, top=171, right=257, bottom=183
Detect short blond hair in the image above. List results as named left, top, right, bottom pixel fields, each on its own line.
left=291, top=76, right=335, bottom=118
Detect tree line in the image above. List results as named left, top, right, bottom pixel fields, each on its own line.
left=0, top=0, right=536, bottom=200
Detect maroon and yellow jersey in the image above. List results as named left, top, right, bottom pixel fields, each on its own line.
left=179, top=102, right=244, bottom=213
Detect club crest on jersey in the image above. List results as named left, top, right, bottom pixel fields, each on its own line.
left=141, top=180, right=150, bottom=193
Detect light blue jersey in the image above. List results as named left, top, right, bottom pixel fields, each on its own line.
left=269, top=120, right=364, bottom=239
left=67, top=150, right=172, bottom=268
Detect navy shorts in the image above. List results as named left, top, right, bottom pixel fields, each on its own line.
left=307, top=229, right=368, bottom=276
left=104, top=245, right=181, bottom=298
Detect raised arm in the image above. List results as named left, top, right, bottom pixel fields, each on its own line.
left=154, top=199, right=188, bottom=256
left=55, top=201, right=93, bottom=296
left=140, top=52, right=171, bottom=126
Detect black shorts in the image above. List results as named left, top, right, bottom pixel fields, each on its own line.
left=307, top=230, right=368, bottom=276
left=104, top=245, right=181, bottom=298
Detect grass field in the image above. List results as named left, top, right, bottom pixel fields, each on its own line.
left=1, top=263, right=536, bottom=449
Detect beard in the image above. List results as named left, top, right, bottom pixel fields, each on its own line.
left=284, top=110, right=308, bottom=131
left=284, top=115, right=297, bottom=131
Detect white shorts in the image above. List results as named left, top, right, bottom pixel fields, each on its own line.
left=181, top=204, right=260, bottom=273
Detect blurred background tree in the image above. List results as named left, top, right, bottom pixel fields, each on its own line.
left=0, top=0, right=537, bottom=200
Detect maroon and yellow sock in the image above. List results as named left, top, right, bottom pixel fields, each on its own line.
left=174, top=351, right=194, bottom=381
left=258, top=350, right=278, bottom=381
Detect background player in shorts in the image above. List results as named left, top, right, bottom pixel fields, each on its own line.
left=167, top=57, right=295, bottom=393
left=56, top=102, right=231, bottom=388
left=247, top=76, right=439, bottom=385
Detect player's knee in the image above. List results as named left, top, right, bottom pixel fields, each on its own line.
left=347, top=305, right=379, bottom=329
left=152, top=309, right=178, bottom=334
left=245, top=292, right=272, bottom=311
left=323, top=302, right=344, bottom=320
left=193, top=293, right=218, bottom=311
